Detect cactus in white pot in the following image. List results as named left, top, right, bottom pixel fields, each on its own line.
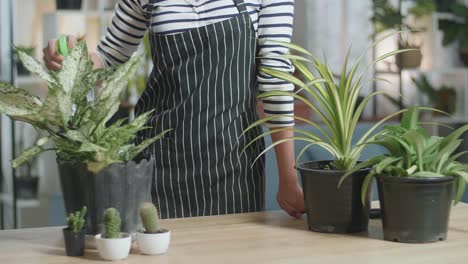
left=136, top=202, right=171, bottom=255
left=95, top=208, right=132, bottom=261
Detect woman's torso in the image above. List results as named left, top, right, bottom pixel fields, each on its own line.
left=144, top=0, right=261, bottom=35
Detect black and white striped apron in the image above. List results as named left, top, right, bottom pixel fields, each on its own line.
left=135, top=0, right=265, bottom=219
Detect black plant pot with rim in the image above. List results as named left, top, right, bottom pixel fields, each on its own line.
left=58, top=158, right=154, bottom=235
left=63, top=228, right=85, bottom=256
left=377, top=175, right=455, bottom=243
left=297, top=161, right=372, bottom=233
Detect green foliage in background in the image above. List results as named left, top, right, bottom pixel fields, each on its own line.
left=384, top=74, right=457, bottom=115
left=372, top=0, right=435, bottom=34
left=341, top=107, right=468, bottom=205
left=439, top=2, right=468, bottom=49
left=0, top=41, right=170, bottom=173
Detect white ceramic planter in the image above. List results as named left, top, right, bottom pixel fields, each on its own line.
left=136, top=230, right=171, bottom=255
left=95, top=233, right=132, bottom=261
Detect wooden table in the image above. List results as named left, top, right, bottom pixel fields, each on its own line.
left=2, top=204, right=468, bottom=264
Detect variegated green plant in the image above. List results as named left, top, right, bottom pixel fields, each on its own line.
left=243, top=32, right=415, bottom=171
left=0, top=41, right=170, bottom=173
left=341, top=107, right=468, bottom=205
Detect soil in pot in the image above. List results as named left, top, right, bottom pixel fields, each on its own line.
left=377, top=175, right=455, bottom=243
left=58, top=158, right=154, bottom=235
left=63, top=228, right=85, bottom=256
left=15, top=177, right=38, bottom=199
left=297, top=161, right=372, bottom=233
left=136, top=229, right=171, bottom=255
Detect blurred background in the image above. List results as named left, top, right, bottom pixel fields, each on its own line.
left=1, top=0, right=467, bottom=229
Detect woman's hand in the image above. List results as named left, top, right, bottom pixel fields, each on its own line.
left=42, top=35, right=78, bottom=70
left=270, top=128, right=305, bottom=218
left=42, top=35, right=104, bottom=70
left=277, top=177, right=305, bottom=218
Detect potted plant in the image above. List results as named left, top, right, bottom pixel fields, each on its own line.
left=396, top=38, right=423, bottom=69
left=14, top=46, right=35, bottom=76
left=136, top=202, right=171, bottom=255
left=0, top=41, right=170, bottom=235
left=439, top=2, right=468, bottom=67
left=242, top=33, right=413, bottom=233
left=63, top=206, right=87, bottom=256
left=342, top=107, right=468, bottom=243
left=95, top=208, right=132, bottom=261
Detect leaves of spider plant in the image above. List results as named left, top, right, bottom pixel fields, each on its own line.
left=338, top=156, right=384, bottom=187
left=411, top=171, right=445, bottom=177
left=361, top=171, right=376, bottom=205
left=401, top=106, right=420, bottom=130
left=374, top=156, right=402, bottom=174
left=454, top=176, right=466, bottom=205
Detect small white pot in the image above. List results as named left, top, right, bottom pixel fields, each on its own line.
left=136, top=229, right=171, bottom=255
left=95, top=233, right=132, bottom=261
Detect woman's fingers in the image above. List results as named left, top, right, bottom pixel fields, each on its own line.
left=43, top=35, right=82, bottom=70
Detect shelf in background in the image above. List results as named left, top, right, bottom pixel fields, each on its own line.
left=0, top=193, right=40, bottom=208
left=45, top=10, right=114, bottom=17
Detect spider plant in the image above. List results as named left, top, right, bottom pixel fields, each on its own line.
left=242, top=32, right=415, bottom=171
left=341, top=107, right=468, bottom=205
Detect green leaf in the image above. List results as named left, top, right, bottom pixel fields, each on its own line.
left=411, top=171, right=445, bottom=177
left=339, top=156, right=384, bottom=187
left=401, top=106, right=420, bottom=130
left=361, top=172, right=376, bottom=205
left=15, top=47, right=57, bottom=85
left=0, top=82, right=43, bottom=124
left=454, top=176, right=466, bottom=205
left=127, top=129, right=172, bottom=160
left=12, top=145, right=47, bottom=168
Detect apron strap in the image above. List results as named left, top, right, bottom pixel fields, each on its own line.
left=233, top=0, right=248, bottom=13
left=145, top=0, right=157, bottom=28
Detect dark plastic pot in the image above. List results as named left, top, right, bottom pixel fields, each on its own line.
left=15, top=177, right=38, bottom=199
left=297, top=161, right=372, bottom=233
left=56, top=0, right=82, bottom=10
left=58, top=158, right=154, bottom=235
left=396, top=49, right=422, bottom=69
left=377, top=175, right=455, bottom=243
left=63, top=228, right=85, bottom=256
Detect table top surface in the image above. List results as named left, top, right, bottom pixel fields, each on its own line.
left=1, top=204, right=468, bottom=264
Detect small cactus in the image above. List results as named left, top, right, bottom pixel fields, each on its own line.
left=139, top=202, right=160, bottom=233
left=103, top=208, right=121, bottom=239
left=67, top=206, right=87, bottom=234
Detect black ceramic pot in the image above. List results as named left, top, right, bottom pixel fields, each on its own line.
left=63, top=228, right=85, bottom=256
left=297, top=161, right=372, bottom=233
left=58, top=158, right=154, bottom=235
left=377, top=175, right=455, bottom=243
left=56, top=0, right=82, bottom=10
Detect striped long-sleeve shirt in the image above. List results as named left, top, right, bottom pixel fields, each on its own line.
left=96, top=0, right=295, bottom=126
